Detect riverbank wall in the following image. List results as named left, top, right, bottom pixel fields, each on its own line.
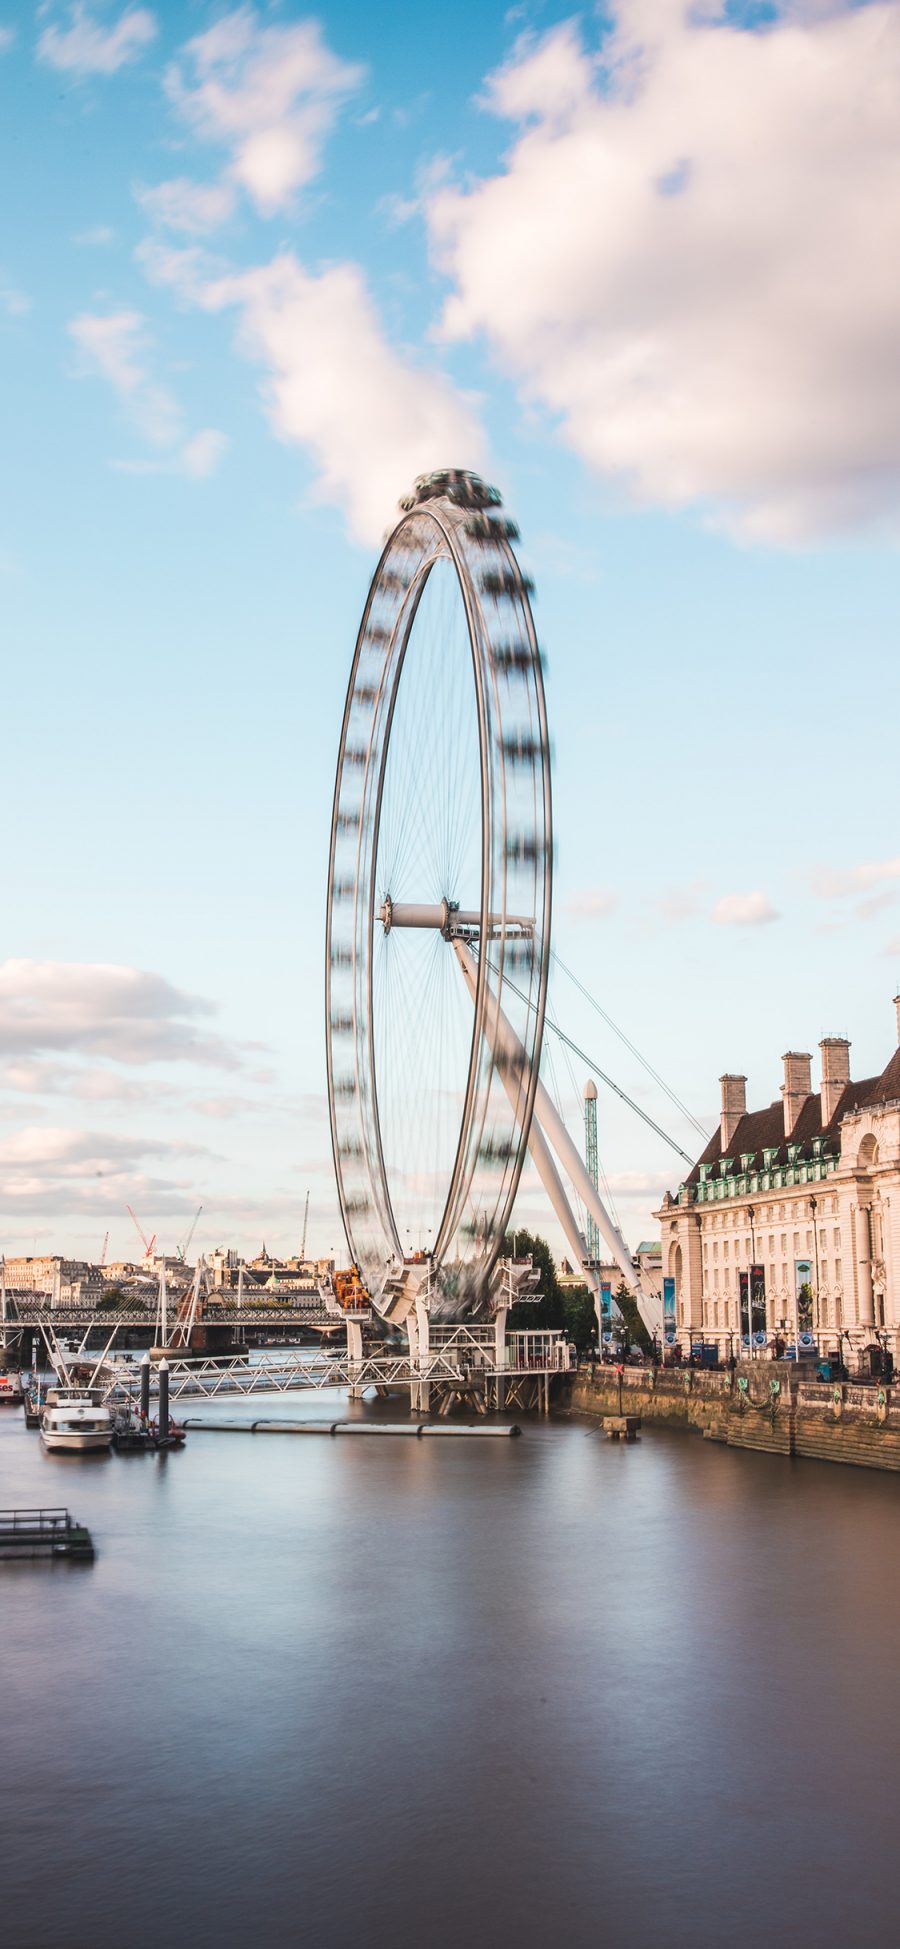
left=562, top=1362, right=900, bottom=1472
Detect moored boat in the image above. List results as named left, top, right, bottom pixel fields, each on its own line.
left=40, top=1388, right=113, bottom=1453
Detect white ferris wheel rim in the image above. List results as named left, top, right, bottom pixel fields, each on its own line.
left=325, top=471, right=552, bottom=1313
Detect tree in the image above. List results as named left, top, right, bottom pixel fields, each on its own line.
left=501, top=1229, right=565, bottom=1331
left=613, top=1280, right=652, bottom=1354
left=559, top=1281, right=596, bottom=1350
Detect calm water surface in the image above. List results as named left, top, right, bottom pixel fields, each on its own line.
left=3, top=1387, right=899, bottom=1949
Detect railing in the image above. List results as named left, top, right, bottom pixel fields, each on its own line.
left=105, top=1339, right=575, bottom=1401
left=0, top=1507, right=74, bottom=1533
left=687, top=1154, right=839, bottom=1204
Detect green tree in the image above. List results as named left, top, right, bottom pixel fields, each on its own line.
left=501, top=1229, right=565, bottom=1330
left=612, top=1280, right=652, bottom=1354
left=559, top=1281, right=596, bottom=1351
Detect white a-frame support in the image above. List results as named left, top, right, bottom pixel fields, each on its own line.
left=452, top=941, right=661, bottom=1344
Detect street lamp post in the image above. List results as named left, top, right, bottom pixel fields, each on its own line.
left=810, top=1197, right=821, bottom=1345
left=747, top=1205, right=756, bottom=1360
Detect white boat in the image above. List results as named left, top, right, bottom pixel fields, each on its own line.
left=40, top=1388, right=113, bottom=1453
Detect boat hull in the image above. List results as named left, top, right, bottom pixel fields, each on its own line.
left=40, top=1428, right=113, bottom=1452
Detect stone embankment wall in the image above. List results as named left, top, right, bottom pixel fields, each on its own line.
left=563, top=1363, right=900, bottom=1472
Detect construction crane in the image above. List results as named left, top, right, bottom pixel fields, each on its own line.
left=99, top=1231, right=109, bottom=1267
left=301, top=1191, right=310, bottom=1262
left=126, top=1205, right=157, bottom=1263
left=177, top=1205, right=203, bottom=1264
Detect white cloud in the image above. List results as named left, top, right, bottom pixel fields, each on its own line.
left=857, top=891, right=898, bottom=921
left=111, top=427, right=229, bottom=479
left=0, top=1126, right=204, bottom=1171
left=136, top=177, right=237, bottom=235
left=566, top=888, right=618, bottom=920
left=429, top=5, right=900, bottom=542
left=162, top=5, right=364, bottom=219
left=68, top=309, right=226, bottom=474
left=656, top=881, right=706, bottom=925
left=68, top=309, right=181, bottom=447
left=146, top=245, right=483, bottom=542
left=181, top=427, right=228, bottom=477
left=0, top=26, right=16, bottom=54
left=0, top=960, right=244, bottom=1069
left=814, top=855, right=900, bottom=898
left=38, top=5, right=157, bottom=77
left=712, top=890, right=780, bottom=926
left=0, top=1125, right=214, bottom=1221
left=72, top=224, right=115, bottom=247
left=1, top=276, right=30, bottom=317
left=604, top=1170, right=672, bottom=1200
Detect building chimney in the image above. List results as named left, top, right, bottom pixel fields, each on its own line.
left=894, top=995, right=900, bottom=1048
left=719, top=1074, right=747, bottom=1151
left=819, top=1037, right=851, bottom=1126
left=781, top=1051, right=812, bottom=1137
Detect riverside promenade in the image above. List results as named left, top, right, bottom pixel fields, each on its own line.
left=565, top=1359, right=900, bottom=1472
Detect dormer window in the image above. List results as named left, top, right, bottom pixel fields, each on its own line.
left=740, top=1152, right=755, bottom=1173
left=763, top=1148, right=779, bottom=1169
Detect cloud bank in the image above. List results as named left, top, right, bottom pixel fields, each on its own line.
left=429, top=3, right=900, bottom=542
left=157, top=6, right=364, bottom=224
left=142, top=244, right=483, bottom=541
left=0, top=961, right=243, bottom=1069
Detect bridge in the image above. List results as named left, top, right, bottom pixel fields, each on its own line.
left=5, top=1298, right=347, bottom=1331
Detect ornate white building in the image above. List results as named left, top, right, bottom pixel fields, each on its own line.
left=655, top=998, right=900, bottom=1353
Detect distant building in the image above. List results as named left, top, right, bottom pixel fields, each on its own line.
left=656, top=996, right=900, bottom=1351
left=1, top=1255, right=103, bottom=1306
left=207, top=1245, right=335, bottom=1292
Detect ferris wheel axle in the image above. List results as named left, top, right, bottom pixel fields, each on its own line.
left=380, top=898, right=534, bottom=940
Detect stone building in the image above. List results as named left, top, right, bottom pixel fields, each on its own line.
left=2, top=1255, right=94, bottom=1303
left=655, top=997, right=900, bottom=1353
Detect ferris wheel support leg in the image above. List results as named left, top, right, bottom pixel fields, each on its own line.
left=450, top=939, right=631, bottom=1345
left=409, top=1298, right=431, bottom=1414
left=346, top=1313, right=365, bottom=1397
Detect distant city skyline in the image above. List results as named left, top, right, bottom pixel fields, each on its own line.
left=3, top=1, right=899, bottom=1265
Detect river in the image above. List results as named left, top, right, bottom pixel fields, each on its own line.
left=2, top=1386, right=899, bottom=1949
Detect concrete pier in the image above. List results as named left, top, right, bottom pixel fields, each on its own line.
left=182, top=1417, right=521, bottom=1438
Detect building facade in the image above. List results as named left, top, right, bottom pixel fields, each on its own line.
left=655, top=998, right=900, bottom=1353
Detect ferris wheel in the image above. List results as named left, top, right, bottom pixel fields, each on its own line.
left=325, top=470, right=553, bottom=1320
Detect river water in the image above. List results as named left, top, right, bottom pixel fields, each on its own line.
left=3, top=1387, right=900, bottom=1949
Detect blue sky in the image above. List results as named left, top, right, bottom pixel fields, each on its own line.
left=2, top=0, right=899, bottom=1266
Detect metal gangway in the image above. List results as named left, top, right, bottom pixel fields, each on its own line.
left=104, top=1331, right=575, bottom=1412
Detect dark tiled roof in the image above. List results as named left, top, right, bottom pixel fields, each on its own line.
left=868, top=1046, right=900, bottom=1107
left=686, top=1076, right=887, bottom=1185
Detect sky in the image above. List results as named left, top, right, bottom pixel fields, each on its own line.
left=1, top=0, right=899, bottom=1269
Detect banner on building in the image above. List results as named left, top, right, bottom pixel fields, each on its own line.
left=739, top=1266, right=766, bottom=1344
left=663, top=1275, right=676, bottom=1344
left=794, top=1259, right=813, bottom=1333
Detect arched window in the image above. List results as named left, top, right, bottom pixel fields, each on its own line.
left=858, top=1133, right=880, bottom=1171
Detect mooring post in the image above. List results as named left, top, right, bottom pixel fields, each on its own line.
left=158, top=1358, right=170, bottom=1442
left=139, top=1351, right=150, bottom=1424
